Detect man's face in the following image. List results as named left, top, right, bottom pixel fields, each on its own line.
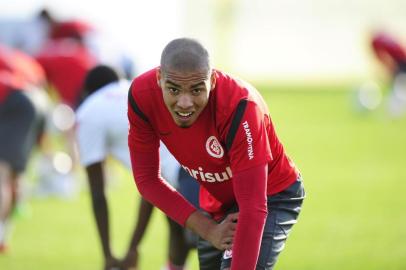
left=157, top=67, right=215, bottom=128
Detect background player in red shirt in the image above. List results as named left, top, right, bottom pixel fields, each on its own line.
left=0, top=44, right=48, bottom=252
left=128, top=38, right=305, bottom=270
left=371, top=31, right=406, bottom=116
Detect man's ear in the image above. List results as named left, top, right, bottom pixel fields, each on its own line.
left=156, top=67, right=162, bottom=87
left=210, top=70, right=216, bottom=90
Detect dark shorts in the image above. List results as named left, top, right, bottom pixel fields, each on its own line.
left=197, top=178, right=305, bottom=270
left=0, top=90, right=45, bottom=172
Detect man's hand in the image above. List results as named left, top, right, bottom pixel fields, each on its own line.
left=207, top=213, right=238, bottom=250
left=186, top=210, right=238, bottom=251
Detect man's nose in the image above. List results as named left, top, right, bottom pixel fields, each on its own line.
left=177, top=94, right=193, bottom=109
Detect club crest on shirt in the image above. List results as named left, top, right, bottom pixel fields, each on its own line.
left=206, top=136, right=224, bottom=158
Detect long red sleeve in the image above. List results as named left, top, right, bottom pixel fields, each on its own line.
left=128, top=100, right=196, bottom=226
left=231, top=163, right=268, bottom=270
left=129, top=146, right=196, bottom=226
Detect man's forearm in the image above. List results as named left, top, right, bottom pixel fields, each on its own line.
left=231, top=163, right=268, bottom=270
left=185, top=210, right=217, bottom=241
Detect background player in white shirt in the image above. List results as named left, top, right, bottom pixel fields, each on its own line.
left=76, top=65, right=198, bottom=270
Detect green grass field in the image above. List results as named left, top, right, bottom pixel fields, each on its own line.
left=1, top=84, right=406, bottom=270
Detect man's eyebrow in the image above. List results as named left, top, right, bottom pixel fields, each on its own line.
left=165, top=80, right=181, bottom=88
left=191, top=81, right=206, bottom=88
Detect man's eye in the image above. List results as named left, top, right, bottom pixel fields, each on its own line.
left=168, top=88, right=179, bottom=94
left=192, top=89, right=202, bottom=95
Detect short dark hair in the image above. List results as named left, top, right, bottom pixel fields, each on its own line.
left=160, top=38, right=210, bottom=73
left=38, top=8, right=54, bottom=23
left=83, top=65, right=119, bottom=96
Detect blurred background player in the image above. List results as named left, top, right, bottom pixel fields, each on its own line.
left=32, top=34, right=96, bottom=197
left=35, top=31, right=97, bottom=108
left=75, top=65, right=199, bottom=270
left=0, top=9, right=91, bottom=198
left=34, top=8, right=134, bottom=109
left=371, top=30, right=406, bottom=116
left=0, top=44, right=48, bottom=252
left=27, top=8, right=136, bottom=197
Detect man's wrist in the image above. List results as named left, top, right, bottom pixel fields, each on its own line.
left=185, top=210, right=217, bottom=241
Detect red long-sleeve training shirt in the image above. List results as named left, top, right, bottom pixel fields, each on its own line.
left=128, top=68, right=299, bottom=269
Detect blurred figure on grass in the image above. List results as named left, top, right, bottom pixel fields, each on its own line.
left=33, top=25, right=97, bottom=198
left=371, top=30, right=406, bottom=117
left=0, top=44, right=49, bottom=252
left=0, top=9, right=91, bottom=198
left=1, top=8, right=136, bottom=198
left=76, top=65, right=199, bottom=270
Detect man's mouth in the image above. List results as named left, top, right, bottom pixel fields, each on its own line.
left=175, top=111, right=194, bottom=118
